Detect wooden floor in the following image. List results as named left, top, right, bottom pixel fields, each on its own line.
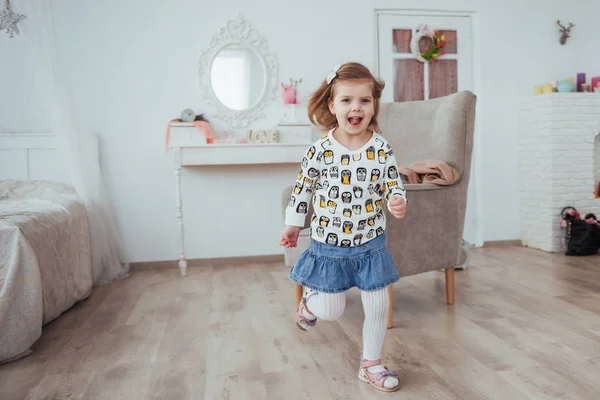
left=1, top=246, right=600, bottom=399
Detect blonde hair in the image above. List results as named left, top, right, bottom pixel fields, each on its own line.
left=307, top=62, right=386, bottom=132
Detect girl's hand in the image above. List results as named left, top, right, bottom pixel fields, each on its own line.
left=389, top=196, right=407, bottom=219
left=280, top=225, right=301, bottom=248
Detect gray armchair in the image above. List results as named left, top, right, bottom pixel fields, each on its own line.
left=281, top=91, right=476, bottom=328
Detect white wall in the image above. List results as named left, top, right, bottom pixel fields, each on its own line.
left=1, top=0, right=599, bottom=262
left=474, top=1, right=600, bottom=241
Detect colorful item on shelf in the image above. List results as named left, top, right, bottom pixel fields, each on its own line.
left=557, top=79, right=575, bottom=92
left=576, top=73, right=586, bottom=92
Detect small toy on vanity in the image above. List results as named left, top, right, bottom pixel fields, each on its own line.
left=165, top=110, right=215, bottom=150
left=180, top=108, right=196, bottom=122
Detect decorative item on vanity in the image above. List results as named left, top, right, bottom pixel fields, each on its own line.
left=281, top=78, right=302, bottom=122
left=411, top=24, right=446, bottom=63
left=0, top=0, right=26, bottom=38
left=247, top=129, right=280, bottom=143
left=198, top=14, right=278, bottom=128
left=180, top=108, right=196, bottom=122
left=165, top=113, right=215, bottom=151
left=556, top=20, right=574, bottom=45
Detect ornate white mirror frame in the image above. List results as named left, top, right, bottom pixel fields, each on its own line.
left=198, top=15, right=278, bottom=128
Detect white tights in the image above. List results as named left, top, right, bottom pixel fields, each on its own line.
left=306, top=288, right=388, bottom=360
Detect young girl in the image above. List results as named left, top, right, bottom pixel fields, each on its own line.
left=280, top=62, right=407, bottom=393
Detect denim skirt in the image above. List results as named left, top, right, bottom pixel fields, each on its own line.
left=289, top=232, right=400, bottom=293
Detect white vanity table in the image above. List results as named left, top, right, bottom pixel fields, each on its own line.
left=170, top=14, right=313, bottom=276
left=169, top=123, right=311, bottom=276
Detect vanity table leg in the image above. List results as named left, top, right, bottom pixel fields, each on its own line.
left=175, top=167, right=187, bottom=276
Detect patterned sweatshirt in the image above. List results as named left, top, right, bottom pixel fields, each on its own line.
left=285, top=130, right=407, bottom=247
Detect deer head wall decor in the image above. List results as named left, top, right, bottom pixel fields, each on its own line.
left=557, top=20, right=574, bottom=45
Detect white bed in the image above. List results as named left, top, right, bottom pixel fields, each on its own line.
left=0, top=134, right=93, bottom=363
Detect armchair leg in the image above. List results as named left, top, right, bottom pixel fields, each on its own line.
left=445, top=267, right=455, bottom=305
left=387, top=284, right=393, bottom=329
left=294, top=283, right=303, bottom=309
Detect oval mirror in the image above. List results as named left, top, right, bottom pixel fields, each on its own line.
left=210, top=44, right=266, bottom=111
left=198, top=15, right=278, bottom=128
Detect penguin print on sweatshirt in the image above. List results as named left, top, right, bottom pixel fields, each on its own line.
left=284, top=130, right=407, bottom=248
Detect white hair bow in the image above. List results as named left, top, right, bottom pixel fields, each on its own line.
left=326, top=64, right=341, bottom=84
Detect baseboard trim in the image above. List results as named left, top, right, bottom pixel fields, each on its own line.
left=130, top=254, right=285, bottom=271
left=482, top=240, right=522, bottom=248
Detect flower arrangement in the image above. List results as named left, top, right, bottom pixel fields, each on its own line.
left=281, top=78, right=302, bottom=105
left=281, top=78, right=302, bottom=122
left=411, top=24, right=446, bottom=63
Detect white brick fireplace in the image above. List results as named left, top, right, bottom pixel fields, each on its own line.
left=519, top=93, right=600, bottom=252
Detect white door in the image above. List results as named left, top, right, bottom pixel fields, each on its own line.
left=376, top=13, right=480, bottom=246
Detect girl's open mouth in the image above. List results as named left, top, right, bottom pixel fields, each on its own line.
left=348, top=117, right=362, bottom=126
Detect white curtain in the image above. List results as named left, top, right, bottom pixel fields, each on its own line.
left=20, top=1, right=129, bottom=286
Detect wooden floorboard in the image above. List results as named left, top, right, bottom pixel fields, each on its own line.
left=1, top=247, right=599, bottom=399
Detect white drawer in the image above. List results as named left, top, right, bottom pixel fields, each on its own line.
left=169, top=124, right=208, bottom=147
left=178, top=143, right=308, bottom=166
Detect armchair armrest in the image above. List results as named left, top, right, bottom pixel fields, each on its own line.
left=386, top=184, right=466, bottom=277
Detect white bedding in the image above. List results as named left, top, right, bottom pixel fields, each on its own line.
left=0, top=180, right=93, bottom=363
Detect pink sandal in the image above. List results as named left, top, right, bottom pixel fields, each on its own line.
left=295, top=290, right=317, bottom=331
left=358, top=359, right=400, bottom=392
